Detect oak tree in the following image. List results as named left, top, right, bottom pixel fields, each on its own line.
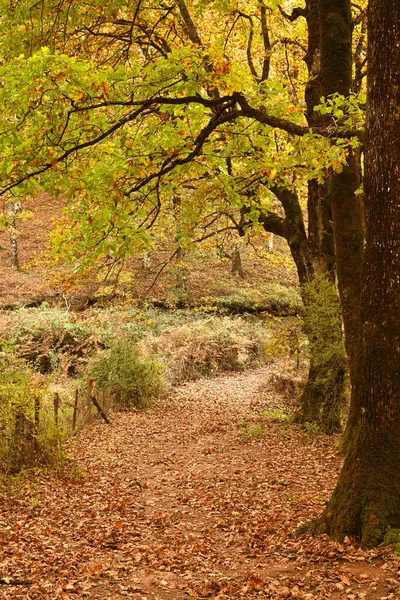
left=314, top=0, right=400, bottom=546
left=0, top=1, right=365, bottom=431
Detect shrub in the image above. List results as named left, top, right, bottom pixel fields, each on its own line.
left=3, top=307, right=99, bottom=374
left=142, top=316, right=267, bottom=385
left=0, top=351, right=63, bottom=473
left=264, top=317, right=305, bottom=365
left=87, top=340, right=165, bottom=409
left=384, top=529, right=400, bottom=555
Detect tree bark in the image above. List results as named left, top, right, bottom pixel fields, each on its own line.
left=318, top=0, right=364, bottom=391
left=314, top=0, right=400, bottom=547
left=231, top=244, right=245, bottom=278
left=272, top=3, right=348, bottom=432
left=7, top=201, right=20, bottom=271
left=257, top=185, right=346, bottom=433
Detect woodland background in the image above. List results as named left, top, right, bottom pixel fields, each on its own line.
left=0, top=0, right=399, bottom=598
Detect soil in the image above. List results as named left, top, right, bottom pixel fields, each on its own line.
left=1, top=364, right=399, bottom=599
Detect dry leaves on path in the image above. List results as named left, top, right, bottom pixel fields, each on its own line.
left=1, top=364, right=400, bottom=599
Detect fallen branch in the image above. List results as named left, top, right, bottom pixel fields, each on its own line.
left=88, top=380, right=111, bottom=425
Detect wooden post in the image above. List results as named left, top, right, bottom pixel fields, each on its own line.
left=53, top=393, right=60, bottom=426
left=72, top=389, right=79, bottom=431
left=34, top=396, right=40, bottom=454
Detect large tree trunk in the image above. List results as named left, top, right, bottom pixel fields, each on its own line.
left=318, top=0, right=364, bottom=386
left=283, top=2, right=348, bottom=432
left=316, top=0, right=365, bottom=445
left=314, top=0, right=400, bottom=547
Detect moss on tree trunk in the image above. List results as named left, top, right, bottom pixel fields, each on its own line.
left=258, top=184, right=347, bottom=433
left=297, top=274, right=347, bottom=433
left=314, top=413, right=400, bottom=547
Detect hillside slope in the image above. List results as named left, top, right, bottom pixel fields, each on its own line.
left=0, top=194, right=297, bottom=310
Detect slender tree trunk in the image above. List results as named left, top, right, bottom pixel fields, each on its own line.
left=7, top=201, right=20, bottom=270
left=231, top=244, right=245, bottom=278
left=314, top=0, right=400, bottom=547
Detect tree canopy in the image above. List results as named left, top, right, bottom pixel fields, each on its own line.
left=0, top=0, right=365, bottom=271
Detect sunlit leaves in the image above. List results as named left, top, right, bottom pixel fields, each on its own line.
left=0, top=0, right=366, bottom=277
left=315, top=92, right=366, bottom=130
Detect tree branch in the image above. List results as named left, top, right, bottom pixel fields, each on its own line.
left=234, top=93, right=363, bottom=140
left=235, top=12, right=259, bottom=80
left=254, top=209, right=287, bottom=238
left=278, top=5, right=307, bottom=21
left=258, top=1, right=271, bottom=82
left=175, top=0, right=203, bottom=46
left=0, top=91, right=363, bottom=197
left=126, top=103, right=242, bottom=195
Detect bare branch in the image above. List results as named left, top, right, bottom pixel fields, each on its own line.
left=235, top=12, right=259, bottom=80
left=352, top=11, right=367, bottom=92
left=175, top=0, right=203, bottom=46
left=258, top=1, right=271, bottom=82
left=352, top=6, right=367, bottom=27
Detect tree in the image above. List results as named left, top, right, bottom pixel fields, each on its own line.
left=0, top=0, right=364, bottom=431
left=313, top=0, right=400, bottom=547
left=318, top=0, right=364, bottom=400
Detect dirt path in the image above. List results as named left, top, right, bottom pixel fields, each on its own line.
left=1, top=365, right=400, bottom=599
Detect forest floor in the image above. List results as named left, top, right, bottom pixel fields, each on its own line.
left=1, top=364, right=400, bottom=600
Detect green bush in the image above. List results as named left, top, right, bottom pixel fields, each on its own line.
left=87, top=340, right=165, bottom=409
left=238, top=423, right=264, bottom=441
left=384, top=529, right=400, bottom=554
left=0, top=351, right=63, bottom=474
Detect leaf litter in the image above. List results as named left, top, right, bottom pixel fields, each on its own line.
left=1, top=363, right=400, bottom=599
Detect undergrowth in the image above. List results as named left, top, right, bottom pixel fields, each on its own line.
left=141, top=316, right=270, bottom=385
left=0, top=350, right=64, bottom=474
left=0, top=303, right=304, bottom=473
left=87, top=339, right=165, bottom=409
left=199, top=283, right=301, bottom=316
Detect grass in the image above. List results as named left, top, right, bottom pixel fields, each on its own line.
left=261, top=409, right=291, bottom=421
left=238, top=423, right=264, bottom=441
